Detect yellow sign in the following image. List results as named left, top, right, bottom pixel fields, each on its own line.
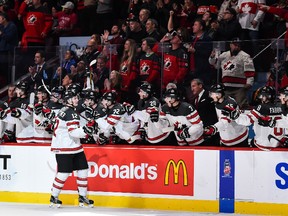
left=164, top=159, right=188, bottom=186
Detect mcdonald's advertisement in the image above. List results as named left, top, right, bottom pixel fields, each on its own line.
left=63, top=147, right=195, bottom=196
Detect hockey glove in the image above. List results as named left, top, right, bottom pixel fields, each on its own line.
left=11, top=108, right=21, bottom=118
left=0, top=108, right=7, bottom=120
left=34, top=103, right=43, bottom=115
left=98, top=133, right=109, bottom=145
left=83, top=120, right=97, bottom=136
left=85, top=107, right=100, bottom=119
left=177, top=127, right=190, bottom=139
left=123, top=102, right=135, bottom=115
left=147, top=107, right=159, bottom=122
left=221, top=105, right=240, bottom=120
left=279, top=136, right=288, bottom=147
left=3, top=130, right=15, bottom=142
left=203, top=125, right=218, bottom=137
left=258, top=116, right=276, bottom=128
left=43, top=107, right=55, bottom=120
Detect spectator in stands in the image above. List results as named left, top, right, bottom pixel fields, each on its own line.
left=96, top=0, right=114, bottom=34
left=119, top=38, right=139, bottom=104
left=160, top=30, right=189, bottom=93
left=188, top=19, right=214, bottom=87
left=0, top=0, right=17, bottom=23
left=51, top=49, right=77, bottom=87
left=138, top=37, right=161, bottom=94
left=0, top=12, right=18, bottom=85
left=155, top=0, right=173, bottom=34
left=139, top=8, right=150, bottom=26
left=126, top=15, right=147, bottom=46
left=213, top=7, right=242, bottom=42
left=78, top=0, right=97, bottom=35
left=80, top=38, right=100, bottom=66
left=190, top=78, right=220, bottom=146
left=26, top=50, right=53, bottom=90
left=18, top=0, right=53, bottom=47
left=103, top=70, right=122, bottom=97
left=195, top=0, right=221, bottom=19
left=70, top=60, right=86, bottom=88
left=101, top=24, right=124, bottom=59
left=236, top=0, right=265, bottom=71
left=209, top=38, right=255, bottom=109
left=145, top=18, right=161, bottom=41
left=51, top=1, right=78, bottom=44
left=218, top=0, right=238, bottom=21
left=140, top=0, right=157, bottom=17
left=93, top=54, right=109, bottom=93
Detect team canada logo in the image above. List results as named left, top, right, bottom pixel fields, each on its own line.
left=242, top=3, right=252, bottom=13
left=223, top=60, right=235, bottom=71
left=140, top=63, right=150, bottom=75
left=121, top=64, right=128, bottom=73
left=164, top=58, right=172, bottom=70
left=27, top=14, right=37, bottom=24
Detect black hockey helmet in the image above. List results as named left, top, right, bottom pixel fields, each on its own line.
left=67, top=83, right=82, bottom=95
left=102, top=91, right=117, bottom=103
left=164, top=88, right=180, bottom=100
left=15, top=81, right=29, bottom=93
left=37, top=85, right=50, bottom=94
left=139, top=82, right=152, bottom=95
left=64, top=89, right=78, bottom=101
left=258, top=86, right=276, bottom=102
left=83, top=89, right=99, bottom=101
left=209, top=83, right=226, bottom=95
left=51, top=86, right=65, bottom=95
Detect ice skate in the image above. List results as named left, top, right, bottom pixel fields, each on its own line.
left=78, top=195, right=94, bottom=208
left=49, top=195, right=62, bottom=208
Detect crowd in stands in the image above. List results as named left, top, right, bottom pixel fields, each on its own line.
left=1, top=0, right=288, bottom=148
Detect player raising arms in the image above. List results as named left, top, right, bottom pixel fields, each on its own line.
left=49, top=89, right=96, bottom=207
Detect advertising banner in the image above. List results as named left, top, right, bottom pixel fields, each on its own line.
left=64, top=147, right=195, bottom=196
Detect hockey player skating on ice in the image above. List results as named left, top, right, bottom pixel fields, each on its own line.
left=204, top=84, right=249, bottom=147
left=50, top=90, right=96, bottom=207
left=132, top=83, right=170, bottom=144
left=153, top=88, right=204, bottom=146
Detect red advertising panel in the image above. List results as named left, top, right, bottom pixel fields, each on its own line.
left=63, top=147, right=194, bottom=196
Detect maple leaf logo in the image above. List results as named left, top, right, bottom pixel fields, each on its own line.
left=242, top=4, right=251, bottom=13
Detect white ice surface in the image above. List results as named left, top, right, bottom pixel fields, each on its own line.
left=0, top=202, right=258, bottom=216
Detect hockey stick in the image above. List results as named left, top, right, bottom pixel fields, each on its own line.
left=41, top=79, right=52, bottom=95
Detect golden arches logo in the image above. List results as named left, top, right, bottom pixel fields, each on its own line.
left=164, top=159, right=188, bottom=186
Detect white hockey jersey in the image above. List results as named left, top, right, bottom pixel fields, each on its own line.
left=236, top=103, right=284, bottom=148
left=214, top=96, right=248, bottom=146
left=132, top=97, right=170, bottom=143
left=209, top=50, right=255, bottom=88
left=158, top=102, right=204, bottom=146
left=51, top=106, right=87, bottom=154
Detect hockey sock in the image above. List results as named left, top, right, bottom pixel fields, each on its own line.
left=77, top=169, right=88, bottom=197
left=51, top=172, right=69, bottom=197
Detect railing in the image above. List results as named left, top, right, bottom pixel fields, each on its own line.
left=1, top=37, right=286, bottom=101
